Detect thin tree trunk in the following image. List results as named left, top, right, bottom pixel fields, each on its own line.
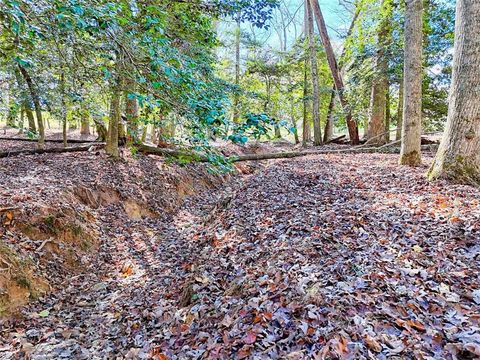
left=385, top=84, right=391, bottom=143
left=80, top=108, right=90, bottom=137
left=325, top=4, right=361, bottom=135
left=291, top=100, right=300, bottom=144
left=25, top=106, right=36, bottom=133
left=306, top=0, right=322, bottom=145
left=399, top=0, right=423, bottom=166
left=18, top=107, right=24, bottom=134
left=324, top=89, right=335, bottom=142
left=233, top=13, right=241, bottom=123
left=302, top=3, right=311, bottom=147
left=141, top=126, right=148, bottom=142
left=60, top=72, right=68, bottom=147
left=396, top=74, right=404, bottom=141
left=125, top=78, right=139, bottom=144
left=302, top=61, right=311, bottom=147
left=309, top=0, right=359, bottom=145
left=274, top=125, right=281, bottom=138
left=94, top=119, right=107, bottom=142
left=428, top=0, right=480, bottom=184
left=367, top=0, right=390, bottom=145
left=18, top=64, right=45, bottom=149
left=106, top=60, right=122, bottom=158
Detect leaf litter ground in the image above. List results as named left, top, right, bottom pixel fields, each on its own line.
left=0, top=149, right=479, bottom=359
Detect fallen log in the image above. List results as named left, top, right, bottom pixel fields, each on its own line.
left=0, top=142, right=436, bottom=161
left=326, top=135, right=346, bottom=144
left=0, top=144, right=104, bottom=159
left=136, top=144, right=209, bottom=161
left=136, top=142, right=434, bottom=163
left=0, top=137, right=100, bottom=144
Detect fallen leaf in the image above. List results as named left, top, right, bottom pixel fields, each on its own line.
left=243, top=331, right=257, bottom=345
left=38, top=310, right=49, bottom=318
left=364, top=335, right=382, bottom=352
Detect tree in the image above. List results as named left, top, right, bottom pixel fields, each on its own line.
left=306, top=0, right=322, bottom=146
left=399, top=0, right=423, bottom=166
left=428, top=0, right=480, bottom=184
left=18, top=63, right=45, bottom=149
left=106, top=58, right=122, bottom=158
left=233, top=12, right=241, bottom=123
left=395, top=73, right=404, bottom=141
left=309, top=0, right=359, bottom=145
left=366, top=0, right=391, bottom=146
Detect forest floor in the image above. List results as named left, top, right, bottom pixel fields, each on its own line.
left=0, top=133, right=479, bottom=359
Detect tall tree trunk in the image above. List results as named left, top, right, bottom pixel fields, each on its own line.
left=18, top=107, right=24, bottom=134
left=95, top=119, right=107, bottom=142
left=399, top=0, right=423, bottom=166
left=80, top=107, right=90, bottom=138
left=290, top=100, right=300, bottom=145
left=302, top=60, right=311, bottom=146
left=274, top=125, right=282, bottom=139
left=324, top=89, right=335, bottom=142
left=6, top=106, right=15, bottom=128
left=18, top=64, right=45, bottom=149
left=125, top=78, right=139, bottom=144
left=367, top=0, right=390, bottom=146
left=385, top=84, right=391, bottom=143
left=306, top=0, right=322, bottom=146
left=309, top=0, right=359, bottom=145
left=60, top=73, right=68, bottom=147
left=25, top=106, right=36, bottom=133
left=396, top=74, right=404, bottom=141
left=233, top=13, right=241, bottom=123
left=14, top=69, right=35, bottom=133
left=428, top=0, right=480, bottom=184
left=325, top=4, right=360, bottom=138
left=106, top=60, right=122, bottom=158
left=302, top=6, right=311, bottom=147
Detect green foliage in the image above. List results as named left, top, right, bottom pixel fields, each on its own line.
left=229, top=113, right=280, bottom=143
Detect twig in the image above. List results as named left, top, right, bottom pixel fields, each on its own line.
left=36, top=238, right=53, bottom=253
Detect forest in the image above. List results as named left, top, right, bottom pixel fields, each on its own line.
left=0, top=0, right=479, bottom=358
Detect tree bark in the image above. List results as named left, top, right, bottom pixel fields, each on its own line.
left=0, top=137, right=99, bottom=144
left=290, top=100, right=300, bottom=144
left=0, top=144, right=103, bottom=159
left=396, top=74, right=404, bottom=141
left=233, top=13, right=241, bottom=123
left=25, top=106, right=36, bottom=133
left=60, top=72, right=68, bottom=147
left=385, top=84, right=391, bottom=143
left=302, top=4, right=311, bottom=147
left=125, top=78, right=139, bottom=144
left=324, top=4, right=360, bottom=140
left=399, top=0, right=423, bottom=166
left=106, top=60, right=122, bottom=158
left=309, top=0, right=359, bottom=145
left=367, top=0, right=390, bottom=146
left=323, top=89, right=335, bottom=142
left=80, top=107, right=90, bottom=137
left=18, top=107, right=24, bottom=134
left=306, top=0, right=322, bottom=146
left=137, top=142, right=421, bottom=163
left=18, top=64, right=45, bottom=149
left=428, top=0, right=480, bottom=184
left=302, top=64, right=311, bottom=146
